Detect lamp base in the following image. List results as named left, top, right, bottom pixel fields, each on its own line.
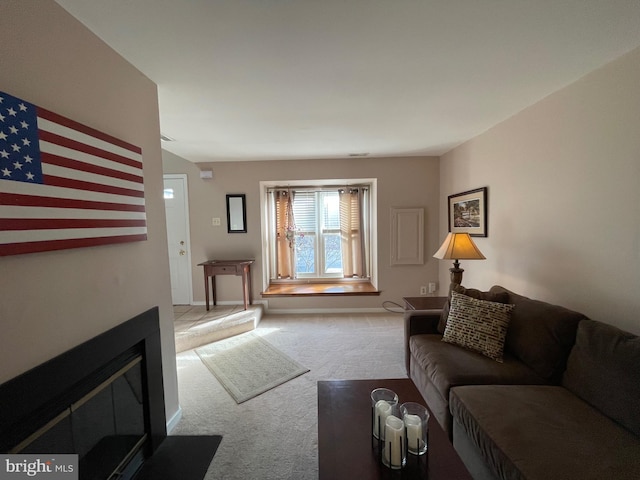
left=449, top=260, right=464, bottom=291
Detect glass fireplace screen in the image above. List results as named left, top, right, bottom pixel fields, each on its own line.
left=12, top=356, right=146, bottom=480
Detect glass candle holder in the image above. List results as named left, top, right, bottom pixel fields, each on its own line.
left=400, top=402, right=429, bottom=455
left=371, top=388, right=398, bottom=440
left=382, top=415, right=407, bottom=469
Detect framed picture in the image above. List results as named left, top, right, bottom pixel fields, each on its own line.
left=448, top=187, right=488, bottom=237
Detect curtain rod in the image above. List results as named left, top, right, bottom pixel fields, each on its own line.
left=267, top=185, right=370, bottom=192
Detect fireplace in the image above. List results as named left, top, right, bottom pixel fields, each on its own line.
left=0, top=307, right=166, bottom=479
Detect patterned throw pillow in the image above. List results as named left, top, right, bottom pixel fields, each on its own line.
left=443, top=290, right=515, bottom=362
left=437, top=285, right=510, bottom=333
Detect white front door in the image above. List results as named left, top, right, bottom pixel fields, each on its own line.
left=164, top=174, right=192, bottom=305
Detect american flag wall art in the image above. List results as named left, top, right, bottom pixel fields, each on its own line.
left=0, top=91, right=147, bottom=256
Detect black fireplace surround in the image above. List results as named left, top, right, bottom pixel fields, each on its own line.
left=0, top=307, right=167, bottom=478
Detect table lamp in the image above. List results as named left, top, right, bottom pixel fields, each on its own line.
left=433, top=233, right=485, bottom=288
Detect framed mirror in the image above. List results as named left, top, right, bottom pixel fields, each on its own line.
left=226, top=194, right=247, bottom=233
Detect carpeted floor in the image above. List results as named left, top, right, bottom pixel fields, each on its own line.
left=172, top=312, right=407, bottom=480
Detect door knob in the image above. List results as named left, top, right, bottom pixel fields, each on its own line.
left=179, top=249, right=186, bottom=256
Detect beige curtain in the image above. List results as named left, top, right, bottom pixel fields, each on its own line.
left=339, top=188, right=367, bottom=278
left=275, top=190, right=295, bottom=278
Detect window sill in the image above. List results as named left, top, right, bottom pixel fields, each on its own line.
left=261, top=282, right=380, bottom=297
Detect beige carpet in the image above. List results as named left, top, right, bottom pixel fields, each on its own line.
left=173, top=312, right=407, bottom=480
left=196, top=332, right=310, bottom=403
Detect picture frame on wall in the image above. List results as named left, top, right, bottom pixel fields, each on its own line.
left=448, top=187, right=488, bottom=237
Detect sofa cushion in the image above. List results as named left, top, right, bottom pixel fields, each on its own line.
left=438, top=285, right=509, bottom=333
left=409, top=334, right=546, bottom=437
left=443, top=291, right=515, bottom=362
left=450, top=385, right=640, bottom=480
left=562, top=319, right=640, bottom=437
left=490, top=286, right=585, bottom=382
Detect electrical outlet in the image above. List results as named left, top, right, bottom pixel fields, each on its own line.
left=428, top=282, right=437, bottom=294
left=420, top=286, right=427, bottom=296
left=212, top=217, right=221, bottom=226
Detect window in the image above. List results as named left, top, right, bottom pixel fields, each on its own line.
left=293, top=190, right=342, bottom=278
left=261, top=180, right=376, bottom=285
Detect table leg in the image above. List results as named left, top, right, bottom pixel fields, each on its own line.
left=247, top=266, right=252, bottom=307
left=211, top=276, right=217, bottom=306
left=204, top=271, right=210, bottom=311
left=241, top=268, right=248, bottom=310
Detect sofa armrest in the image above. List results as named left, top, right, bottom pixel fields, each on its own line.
left=404, top=310, right=442, bottom=376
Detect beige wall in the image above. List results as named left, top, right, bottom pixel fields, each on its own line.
left=440, top=47, right=640, bottom=334
left=0, top=1, right=179, bottom=422
left=162, top=152, right=442, bottom=310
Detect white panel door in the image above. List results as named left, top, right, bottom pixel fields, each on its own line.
left=164, top=175, right=192, bottom=305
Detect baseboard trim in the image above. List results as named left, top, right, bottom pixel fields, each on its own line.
left=166, top=406, right=183, bottom=434
left=265, top=307, right=390, bottom=314
left=190, top=300, right=268, bottom=307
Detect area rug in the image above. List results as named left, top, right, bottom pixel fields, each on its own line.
left=195, top=332, right=310, bottom=403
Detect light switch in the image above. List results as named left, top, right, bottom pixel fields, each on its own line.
left=212, top=217, right=221, bottom=226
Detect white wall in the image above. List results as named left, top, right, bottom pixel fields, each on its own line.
left=440, top=47, right=640, bottom=334
left=0, top=1, right=179, bottom=422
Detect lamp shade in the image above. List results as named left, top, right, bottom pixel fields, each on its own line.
left=433, top=233, right=486, bottom=260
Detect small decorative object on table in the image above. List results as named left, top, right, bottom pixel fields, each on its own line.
left=382, top=415, right=407, bottom=469
left=371, top=388, right=430, bottom=475
left=371, top=388, right=398, bottom=440
left=401, top=402, right=429, bottom=455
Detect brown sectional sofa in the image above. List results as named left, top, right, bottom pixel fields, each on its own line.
left=404, top=285, right=640, bottom=480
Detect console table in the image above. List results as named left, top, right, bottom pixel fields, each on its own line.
left=198, top=259, right=254, bottom=311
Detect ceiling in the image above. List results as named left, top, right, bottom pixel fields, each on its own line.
left=55, top=1, right=640, bottom=163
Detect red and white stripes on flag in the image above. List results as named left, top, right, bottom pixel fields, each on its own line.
left=0, top=91, right=146, bottom=256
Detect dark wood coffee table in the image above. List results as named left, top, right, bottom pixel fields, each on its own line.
left=318, top=378, right=472, bottom=480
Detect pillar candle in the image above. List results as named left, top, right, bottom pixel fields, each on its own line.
left=404, top=413, right=424, bottom=454
left=373, top=400, right=392, bottom=439
left=383, top=415, right=406, bottom=469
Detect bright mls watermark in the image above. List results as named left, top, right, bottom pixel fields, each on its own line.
left=0, top=455, right=78, bottom=480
